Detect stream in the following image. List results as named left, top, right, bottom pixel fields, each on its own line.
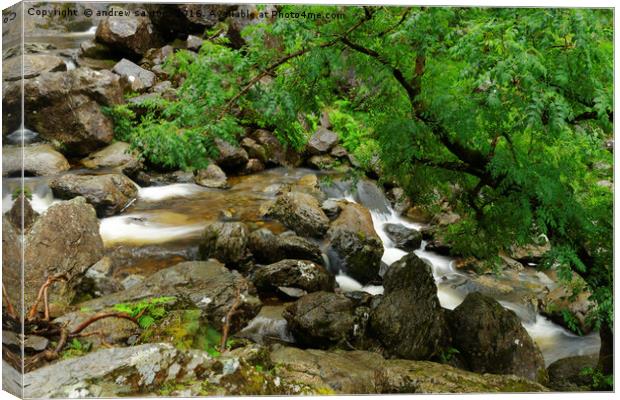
left=2, top=167, right=601, bottom=366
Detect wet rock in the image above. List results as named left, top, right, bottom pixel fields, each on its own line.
left=384, top=223, right=422, bottom=251
left=95, top=9, right=160, bottom=58
left=200, top=222, right=251, bottom=268
left=248, top=228, right=323, bottom=265
left=240, top=137, right=268, bottom=164
left=249, top=129, right=295, bottom=167
left=49, top=174, right=138, bottom=217
left=2, top=144, right=70, bottom=177
left=214, top=138, right=249, bottom=170
left=194, top=164, right=228, bottom=189
left=240, top=158, right=265, bottom=175
left=7, top=195, right=38, bottom=231
left=354, top=179, right=392, bottom=216
left=3, top=54, right=66, bottom=81
left=307, top=154, right=336, bottom=170
left=283, top=291, right=355, bottom=348
left=386, top=187, right=412, bottom=216
left=3, top=68, right=123, bottom=155
left=541, top=273, right=594, bottom=335
left=79, top=261, right=261, bottom=333
left=321, top=199, right=342, bottom=219
left=112, top=58, right=156, bottom=92
left=84, top=257, right=123, bottom=296
left=266, top=192, right=329, bottom=238
left=327, top=202, right=383, bottom=284
left=23, top=197, right=104, bottom=315
left=186, top=35, right=204, bottom=51
left=252, top=260, right=334, bottom=297
left=80, top=141, right=139, bottom=170
left=148, top=170, right=194, bottom=184
left=307, top=127, right=338, bottom=155
left=447, top=292, right=547, bottom=383
left=271, top=346, right=547, bottom=394
left=23, top=344, right=215, bottom=398
left=370, top=253, right=449, bottom=360
left=547, top=354, right=598, bottom=391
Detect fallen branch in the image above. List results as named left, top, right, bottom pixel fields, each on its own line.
left=219, top=285, right=245, bottom=353
left=2, top=282, right=17, bottom=319
left=26, top=274, right=67, bottom=321
left=70, top=312, right=139, bottom=336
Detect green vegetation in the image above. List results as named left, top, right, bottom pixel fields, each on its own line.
left=12, top=186, right=33, bottom=200
left=113, top=296, right=175, bottom=329
left=580, top=366, right=613, bottom=390
left=60, top=338, right=92, bottom=359
left=116, top=6, right=612, bottom=373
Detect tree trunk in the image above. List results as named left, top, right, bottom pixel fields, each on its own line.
left=597, top=319, right=613, bottom=375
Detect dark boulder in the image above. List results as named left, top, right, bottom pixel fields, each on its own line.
left=384, top=223, right=422, bottom=251
left=447, top=292, right=547, bottom=383
left=248, top=228, right=323, bottom=265
left=327, top=202, right=383, bottom=284
left=214, top=138, right=249, bottom=171
left=370, top=253, right=449, bottom=360
left=2, top=144, right=70, bottom=177
left=49, top=174, right=138, bottom=217
left=283, top=291, right=355, bottom=348
left=547, top=355, right=598, bottom=391
left=95, top=9, right=161, bottom=59
left=266, top=192, right=330, bottom=238
left=252, top=259, right=335, bottom=298
left=200, top=222, right=251, bottom=268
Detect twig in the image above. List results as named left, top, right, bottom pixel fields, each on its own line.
left=219, top=285, right=245, bottom=353
left=70, top=312, right=139, bottom=336
left=26, top=274, right=67, bottom=321
left=2, top=282, right=17, bottom=319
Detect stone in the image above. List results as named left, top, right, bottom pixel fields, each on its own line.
left=112, top=58, right=156, bottom=92
left=541, top=273, right=594, bottom=335
left=199, top=222, right=251, bottom=267
left=283, top=291, right=356, bottom=348
left=248, top=228, right=324, bottom=265
left=386, top=187, right=412, bottom=215
left=240, top=158, right=265, bottom=175
left=7, top=195, right=38, bottom=231
left=3, top=68, right=123, bottom=156
left=214, top=138, right=249, bottom=170
left=186, top=34, right=204, bottom=51
left=384, top=223, right=422, bottom=251
left=321, top=199, right=342, bottom=219
left=307, top=154, right=336, bottom=170
left=370, top=253, right=449, bottom=360
left=307, top=128, right=338, bottom=155
left=447, top=292, right=547, bottom=383
left=249, top=129, right=292, bottom=166
left=270, top=346, right=547, bottom=394
left=79, top=261, right=261, bottom=333
left=330, top=145, right=348, bottom=158
left=2, top=144, right=70, bottom=176
left=240, top=137, right=268, bottom=164
left=49, top=174, right=138, bottom=217
left=3, top=54, right=66, bottom=81
left=80, top=141, right=139, bottom=170
left=23, top=197, right=104, bottom=315
left=95, top=9, right=160, bottom=58
left=327, top=202, right=383, bottom=284
left=79, top=39, right=113, bottom=59
left=547, top=354, right=598, bottom=391
left=194, top=164, right=228, bottom=189
left=266, top=192, right=330, bottom=238
left=53, top=309, right=139, bottom=350
left=252, top=260, right=334, bottom=297
left=84, top=257, right=123, bottom=297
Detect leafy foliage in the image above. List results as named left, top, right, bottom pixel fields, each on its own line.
left=113, top=296, right=175, bottom=329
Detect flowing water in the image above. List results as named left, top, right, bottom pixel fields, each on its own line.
left=3, top=165, right=600, bottom=367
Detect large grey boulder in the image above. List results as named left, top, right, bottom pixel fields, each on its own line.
left=547, top=354, right=598, bottom=391
left=49, top=174, right=138, bottom=217
left=80, top=141, right=139, bottom=170
left=2, top=144, right=70, bottom=176
left=3, top=54, right=66, bottom=81
left=447, top=292, right=547, bottom=383
left=252, top=259, right=334, bottom=298
left=248, top=228, right=323, bottom=265
left=283, top=291, right=355, bottom=348
left=384, top=223, right=422, bottom=251
left=370, top=253, right=449, bottom=360
left=266, top=192, right=329, bottom=238
left=3, top=68, right=123, bottom=155
left=307, top=128, right=338, bottom=155
left=112, top=58, right=156, bottom=92
left=199, top=222, right=251, bottom=268
left=22, top=197, right=104, bottom=316
left=327, top=202, right=383, bottom=284
left=79, top=261, right=261, bottom=334
left=194, top=164, right=228, bottom=189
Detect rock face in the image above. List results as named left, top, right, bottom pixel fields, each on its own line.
left=112, top=58, right=156, bottom=92
left=3, top=68, right=123, bottom=155
left=95, top=11, right=160, bottom=58
left=80, top=141, right=139, bottom=170
left=370, top=253, right=449, bottom=360
left=214, top=138, right=249, bottom=170
left=23, top=197, right=104, bottom=314
left=266, top=192, right=330, bottom=238
left=200, top=222, right=251, bottom=267
left=49, top=174, right=138, bottom=217
left=2, top=219, right=22, bottom=316
left=307, top=128, right=338, bottom=155
left=283, top=291, right=355, bottom=347
left=271, top=346, right=547, bottom=394
left=249, top=129, right=289, bottom=166
left=327, top=202, right=383, bottom=284
left=546, top=354, right=598, bottom=391
left=3, top=54, right=66, bottom=81
left=23, top=344, right=214, bottom=398
left=384, top=223, right=422, bottom=251
left=252, top=260, right=334, bottom=297
left=2, top=144, right=70, bottom=176
left=53, top=309, right=138, bottom=350
left=248, top=228, right=323, bottom=265
left=194, top=164, right=228, bottom=189
left=447, top=292, right=547, bottom=383
left=80, top=261, right=261, bottom=333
